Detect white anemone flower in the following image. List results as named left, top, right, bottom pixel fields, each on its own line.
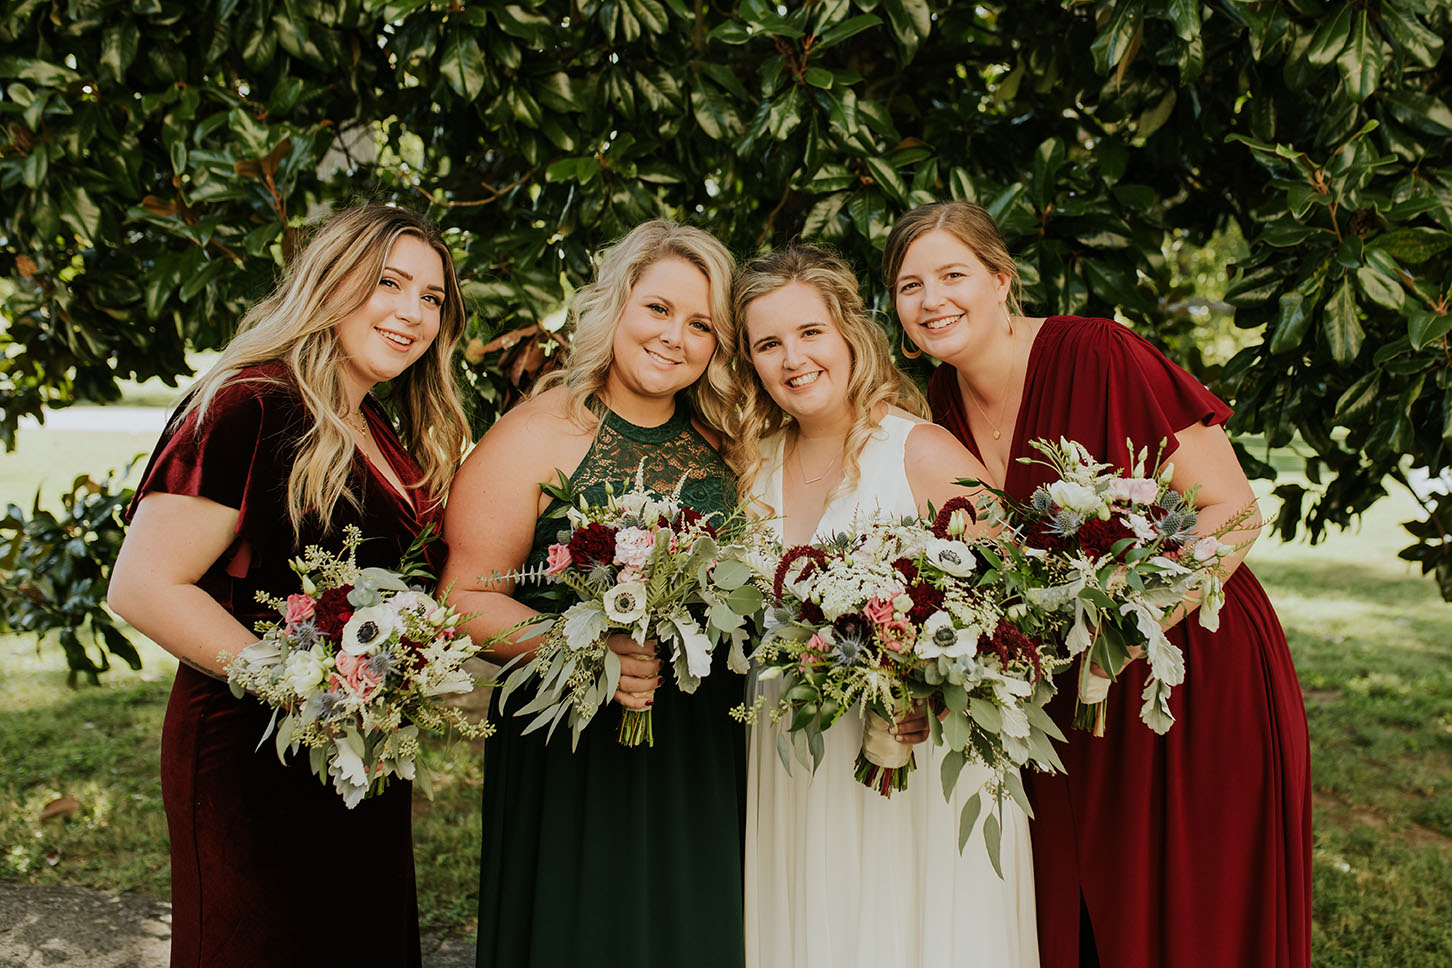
left=916, top=612, right=980, bottom=660
left=341, top=604, right=398, bottom=656
left=603, top=581, right=649, bottom=626
left=925, top=537, right=977, bottom=577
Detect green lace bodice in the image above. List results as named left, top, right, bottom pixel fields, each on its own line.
left=525, top=402, right=736, bottom=589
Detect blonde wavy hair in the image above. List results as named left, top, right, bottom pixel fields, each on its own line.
left=882, top=200, right=1023, bottom=318
left=178, top=203, right=470, bottom=537
left=728, top=244, right=929, bottom=511
left=534, top=219, right=737, bottom=438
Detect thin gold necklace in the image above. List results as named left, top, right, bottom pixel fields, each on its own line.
left=793, top=433, right=841, bottom=486
left=345, top=408, right=371, bottom=439
left=959, top=330, right=1017, bottom=440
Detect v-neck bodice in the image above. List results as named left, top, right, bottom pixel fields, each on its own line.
left=755, top=413, right=921, bottom=544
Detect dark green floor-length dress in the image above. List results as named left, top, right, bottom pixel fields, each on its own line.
left=476, top=402, right=747, bottom=968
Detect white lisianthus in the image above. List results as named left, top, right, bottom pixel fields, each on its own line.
left=603, top=581, right=648, bottom=625
left=1048, top=480, right=1104, bottom=517
left=892, top=592, right=915, bottom=614
left=1125, top=511, right=1159, bottom=543
left=388, top=590, right=437, bottom=621
left=342, top=604, right=399, bottom=655
left=925, top=537, right=977, bottom=577
left=283, top=649, right=330, bottom=696
left=916, top=612, right=980, bottom=660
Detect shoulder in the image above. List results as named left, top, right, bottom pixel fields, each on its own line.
left=903, top=418, right=975, bottom=467
left=457, top=386, right=592, bottom=483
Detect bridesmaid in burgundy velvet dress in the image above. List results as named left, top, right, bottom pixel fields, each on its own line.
left=883, top=201, right=1311, bottom=968
left=108, top=205, right=470, bottom=968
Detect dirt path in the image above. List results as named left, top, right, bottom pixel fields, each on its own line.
left=0, top=882, right=475, bottom=968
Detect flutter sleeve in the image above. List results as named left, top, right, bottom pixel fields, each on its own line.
left=128, top=371, right=304, bottom=575
left=1052, top=316, right=1232, bottom=472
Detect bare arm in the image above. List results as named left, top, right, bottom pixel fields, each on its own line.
left=904, top=420, right=996, bottom=538
left=107, top=493, right=255, bottom=679
left=1159, top=420, right=1263, bottom=628
left=438, top=398, right=661, bottom=707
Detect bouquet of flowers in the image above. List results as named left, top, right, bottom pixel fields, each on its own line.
left=497, top=465, right=764, bottom=748
left=224, top=526, right=489, bottom=808
left=974, top=437, right=1249, bottom=735
left=746, top=507, right=1068, bottom=860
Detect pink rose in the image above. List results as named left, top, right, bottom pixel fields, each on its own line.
left=334, top=651, right=359, bottom=676
left=284, top=593, right=317, bottom=626
left=1107, top=477, right=1160, bottom=506
left=545, top=543, right=572, bottom=577
left=613, top=527, right=656, bottom=572
left=880, top=618, right=914, bottom=652
left=863, top=597, right=897, bottom=626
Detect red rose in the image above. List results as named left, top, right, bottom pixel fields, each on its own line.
left=1076, top=516, right=1135, bottom=560
left=906, top=582, right=944, bottom=625
left=567, top=522, right=617, bottom=569
left=313, top=585, right=355, bottom=639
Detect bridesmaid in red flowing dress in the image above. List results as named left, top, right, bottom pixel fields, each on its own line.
left=108, top=205, right=470, bottom=968
left=883, top=200, right=1311, bottom=968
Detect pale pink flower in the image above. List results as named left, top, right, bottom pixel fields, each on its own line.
left=284, top=593, right=316, bottom=626
left=545, top=543, right=572, bottom=576
left=1107, top=477, right=1160, bottom=506
left=612, top=527, right=656, bottom=572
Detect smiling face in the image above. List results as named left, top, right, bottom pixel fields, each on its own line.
left=333, top=233, right=445, bottom=401
left=893, top=229, right=1010, bottom=362
left=603, top=256, right=718, bottom=406
left=744, top=281, right=855, bottom=432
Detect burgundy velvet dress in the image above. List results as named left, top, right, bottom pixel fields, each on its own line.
left=928, top=317, right=1311, bottom=968
left=129, top=363, right=442, bottom=968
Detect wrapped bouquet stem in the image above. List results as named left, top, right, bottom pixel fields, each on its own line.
left=854, top=709, right=916, bottom=796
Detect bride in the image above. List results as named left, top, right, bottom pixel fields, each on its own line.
left=728, top=244, right=1039, bottom=968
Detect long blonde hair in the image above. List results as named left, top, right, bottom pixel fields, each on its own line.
left=882, top=200, right=1024, bottom=317
left=534, top=219, right=737, bottom=438
left=179, top=204, right=470, bottom=537
left=728, top=244, right=928, bottom=510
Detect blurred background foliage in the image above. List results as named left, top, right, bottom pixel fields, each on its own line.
left=1, top=0, right=1449, bottom=672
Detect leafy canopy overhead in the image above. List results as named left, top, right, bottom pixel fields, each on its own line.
left=1, top=0, right=1450, bottom=631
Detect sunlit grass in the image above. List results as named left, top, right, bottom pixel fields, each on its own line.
left=2, top=423, right=1449, bottom=958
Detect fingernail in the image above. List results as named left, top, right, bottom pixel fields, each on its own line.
left=645, top=699, right=654, bottom=707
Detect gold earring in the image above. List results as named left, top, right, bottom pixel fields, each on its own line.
left=901, top=333, right=922, bottom=359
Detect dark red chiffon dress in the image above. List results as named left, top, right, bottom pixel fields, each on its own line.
left=928, top=316, right=1311, bottom=968
left=128, top=362, right=442, bottom=968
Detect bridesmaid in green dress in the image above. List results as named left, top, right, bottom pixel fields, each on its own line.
left=441, top=220, right=745, bottom=968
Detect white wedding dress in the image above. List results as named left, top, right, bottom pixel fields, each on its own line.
left=745, top=413, right=1039, bottom=968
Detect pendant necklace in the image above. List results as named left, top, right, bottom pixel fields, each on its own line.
left=960, top=328, right=1017, bottom=441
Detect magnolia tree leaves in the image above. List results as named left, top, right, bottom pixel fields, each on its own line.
left=0, top=0, right=1450, bottom=620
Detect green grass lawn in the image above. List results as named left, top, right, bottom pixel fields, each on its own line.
left=2, top=423, right=1450, bottom=961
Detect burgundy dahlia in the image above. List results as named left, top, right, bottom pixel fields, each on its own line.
left=906, top=583, right=944, bottom=625
left=892, top=557, right=919, bottom=584
left=1076, top=516, right=1135, bottom=560
left=1022, top=518, right=1067, bottom=553
left=313, top=585, right=355, bottom=639
left=567, top=522, right=617, bottom=569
